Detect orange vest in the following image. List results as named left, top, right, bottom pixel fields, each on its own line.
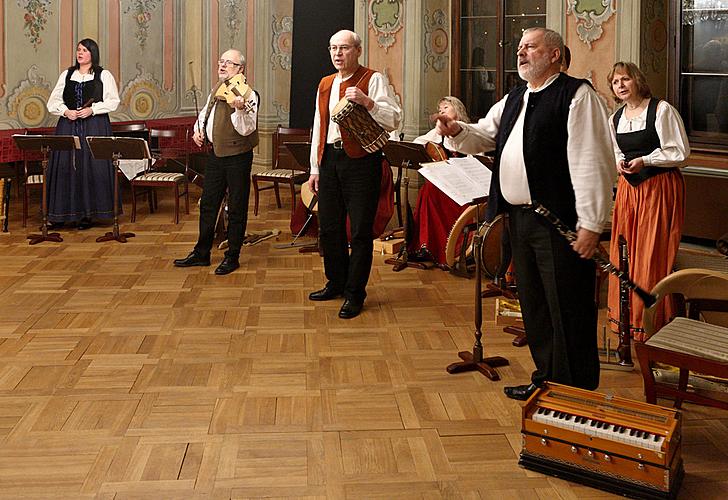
left=316, top=65, right=375, bottom=163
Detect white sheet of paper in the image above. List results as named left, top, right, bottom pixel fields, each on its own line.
left=118, top=159, right=154, bottom=180
left=418, top=155, right=492, bottom=206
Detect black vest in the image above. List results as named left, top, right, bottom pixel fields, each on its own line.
left=487, top=73, right=588, bottom=229
left=62, top=67, right=104, bottom=109
left=613, top=98, right=676, bottom=187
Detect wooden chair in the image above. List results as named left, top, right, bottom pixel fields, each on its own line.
left=21, top=127, right=55, bottom=228
left=636, top=268, right=728, bottom=410
left=129, top=127, right=189, bottom=223
left=252, top=125, right=310, bottom=216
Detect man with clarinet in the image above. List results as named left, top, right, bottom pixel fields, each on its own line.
left=437, top=28, right=615, bottom=400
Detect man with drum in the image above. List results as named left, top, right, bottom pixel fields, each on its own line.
left=307, top=29, right=401, bottom=319
left=173, top=49, right=259, bottom=275
left=437, top=28, right=614, bottom=400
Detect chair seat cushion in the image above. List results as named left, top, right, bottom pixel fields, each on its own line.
left=254, top=169, right=307, bottom=180
left=26, top=174, right=43, bottom=185
left=646, top=317, right=728, bottom=362
left=134, top=172, right=185, bottom=183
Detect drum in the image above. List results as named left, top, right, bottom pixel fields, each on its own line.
left=300, top=181, right=318, bottom=212
left=477, top=214, right=506, bottom=279
left=444, top=203, right=486, bottom=270
left=331, top=98, right=389, bottom=153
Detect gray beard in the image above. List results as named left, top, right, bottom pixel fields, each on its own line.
left=517, top=56, right=551, bottom=83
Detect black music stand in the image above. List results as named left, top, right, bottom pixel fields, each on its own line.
left=87, top=136, right=149, bottom=243
left=446, top=197, right=509, bottom=380
left=13, top=134, right=80, bottom=245
left=381, top=141, right=433, bottom=271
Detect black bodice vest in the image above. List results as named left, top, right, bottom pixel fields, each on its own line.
left=613, top=98, right=676, bottom=187
left=62, top=67, right=104, bottom=109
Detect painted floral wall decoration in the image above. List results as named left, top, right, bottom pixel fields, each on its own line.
left=124, top=0, right=161, bottom=51
left=369, top=0, right=403, bottom=52
left=224, top=0, right=245, bottom=48
left=17, top=0, right=52, bottom=50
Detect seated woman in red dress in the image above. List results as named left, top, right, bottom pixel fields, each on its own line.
left=409, top=96, right=471, bottom=266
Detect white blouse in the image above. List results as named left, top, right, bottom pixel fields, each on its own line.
left=609, top=100, right=690, bottom=168
left=413, top=128, right=458, bottom=151
left=47, top=69, right=120, bottom=116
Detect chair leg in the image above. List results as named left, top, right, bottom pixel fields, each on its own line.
left=253, top=177, right=260, bottom=216
left=635, top=344, right=658, bottom=404
left=289, top=179, right=296, bottom=215
left=172, top=184, right=179, bottom=224
left=675, top=368, right=689, bottom=409
left=22, top=186, right=28, bottom=228
left=273, top=181, right=282, bottom=208
left=183, top=180, right=190, bottom=215
left=131, top=184, right=138, bottom=223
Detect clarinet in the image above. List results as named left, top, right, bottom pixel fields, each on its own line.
left=532, top=202, right=656, bottom=308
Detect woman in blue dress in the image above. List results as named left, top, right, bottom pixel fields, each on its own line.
left=46, top=38, right=120, bottom=229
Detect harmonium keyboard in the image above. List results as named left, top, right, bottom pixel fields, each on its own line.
left=520, top=382, right=683, bottom=499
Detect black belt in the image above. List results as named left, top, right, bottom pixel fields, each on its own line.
left=328, top=140, right=343, bottom=150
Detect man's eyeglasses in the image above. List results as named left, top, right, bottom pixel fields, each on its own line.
left=328, top=45, right=354, bottom=53
left=218, top=59, right=241, bottom=67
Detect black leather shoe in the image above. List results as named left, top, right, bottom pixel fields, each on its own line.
left=338, top=299, right=363, bottom=319
left=503, top=383, right=540, bottom=401
left=46, top=221, right=64, bottom=230
left=173, top=252, right=211, bottom=267
left=77, top=218, right=93, bottom=230
left=308, top=285, right=343, bottom=301
left=215, top=257, right=239, bottom=275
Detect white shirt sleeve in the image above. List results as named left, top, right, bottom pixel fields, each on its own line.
left=230, top=90, right=259, bottom=137
left=90, top=70, right=120, bottom=115
left=310, top=89, right=322, bottom=175
left=47, top=70, right=69, bottom=116
left=566, top=84, right=616, bottom=233
left=413, top=128, right=440, bottom=145
left=645, top=101, right=690, bottom=167
left=448, top=95, right=506, bottom=154
left=367, top=72, right=402, bottom=132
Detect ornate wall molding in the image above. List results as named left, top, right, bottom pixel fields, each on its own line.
left=118, top=63, right=173, bottom=120
left=368, top=0, right=403, bottom=52
left=6, top=65, right=52, bottom=127
left=424, top=8, right=448, bottom=73
left=270, top=15, right=293, bottom=71
left=566, top=0, right=616, bottom=49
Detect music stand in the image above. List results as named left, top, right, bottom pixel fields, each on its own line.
left=87, top=136, right=150, bottom=243
left=445, top=196, right=509, bottom=380
left=381, top=141, right=433, bottom=271
left=13, top=134, right=80, bottom=245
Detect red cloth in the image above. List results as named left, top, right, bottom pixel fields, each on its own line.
left=607, top=170, right=685, bottom=341
left=289, top=159, right=393, bottom=239
left=408, top=180, right=468, bottom=264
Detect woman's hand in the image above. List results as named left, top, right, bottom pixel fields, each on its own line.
left=64, top=109, right=79, bottom=121
left=77, top=107, right=93, bottom=119
left=623, top=157, right=644, bottom=174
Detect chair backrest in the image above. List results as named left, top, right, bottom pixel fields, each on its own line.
left=644, top=269, right=728, bottom=336
left=273, top=125, right=311, bottom=172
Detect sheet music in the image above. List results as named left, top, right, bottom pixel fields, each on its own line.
left=118, top=158, right=155, bottom=181
left=419, top=155, right=492, bottom=206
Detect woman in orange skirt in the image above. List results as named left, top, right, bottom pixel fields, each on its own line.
left=606, top=62, right=689, bottom=341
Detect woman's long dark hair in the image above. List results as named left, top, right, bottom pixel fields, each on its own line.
left=70, top=38, right=103, bottom=74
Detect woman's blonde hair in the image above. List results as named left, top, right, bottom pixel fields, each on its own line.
left=607, top=62, right=652, bottom=104
left=439, top=96, right=470, bottom=123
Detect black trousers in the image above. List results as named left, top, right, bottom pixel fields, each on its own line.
left=508, top=205, right=600, bottom=390
left=318, top=145, right=382, bottom=303
left=194, top=149, right=253, bottom=259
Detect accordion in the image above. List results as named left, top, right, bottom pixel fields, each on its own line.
left=520, top=382, right=683, bottom=499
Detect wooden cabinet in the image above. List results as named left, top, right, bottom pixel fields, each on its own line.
left=451, top=0, right=546, bottom=120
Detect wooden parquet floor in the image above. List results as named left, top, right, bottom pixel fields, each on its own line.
left=0, top=185, right=727, bottom=499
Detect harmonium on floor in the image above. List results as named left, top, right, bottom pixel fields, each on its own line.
left=520, top=382, right=683, bottom=499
